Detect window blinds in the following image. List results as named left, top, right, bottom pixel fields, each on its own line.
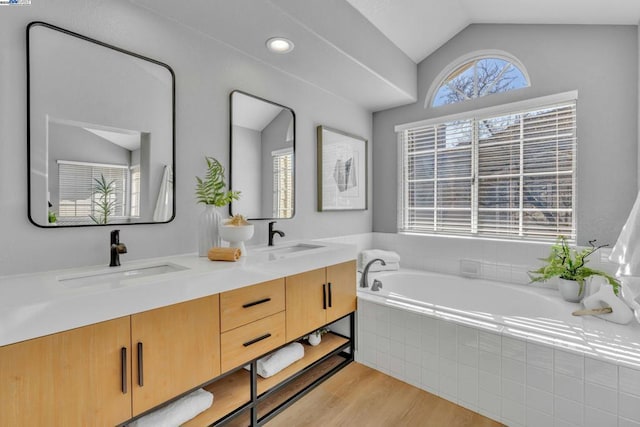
left=272, top=150, right=294, bottom=218
left=399, top=100, right=576, bottom=242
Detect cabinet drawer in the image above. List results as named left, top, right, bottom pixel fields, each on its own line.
left=220, top=278, right=285, bottom=332
left=220, top=312, right=286, bottom=373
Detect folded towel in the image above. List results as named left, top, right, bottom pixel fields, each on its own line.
left=363, top=261, right=400, bottom=273
left=256, top=342, right=304, bottom=378
left=359, top=250, right=401, bottom=271
left=208, top=247, right=241, bottom=262
left=128, top=388, right=213, bottom=427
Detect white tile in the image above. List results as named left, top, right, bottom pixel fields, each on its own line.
left=502, top=356, right=525, bottom=383
left=526, top=386, right=553, bottom=415
left=620, top=392, right=640, bottom=423
left=458, top=325, right=478, bottom=348
left=360, top=330, right=376, bottom=349
left=405, top=344, right=421, bottom=366
left=373, top=304, right=389, bottom=323
left=458, top=365, right=478, bottom=406
left=359, top=344, right=377, bottom=366
left=421, top=350, right=438, bottom=372
left=376, top=351, right=390, bottom=371
left=503, top=336, right=526, bottom=362
left=458, top=344, right=478, bottom=368
left=554, top=372, right=584, bottom=403
left=526, top=407, right=554, bottom=427
left=584, top=407, right=618, bottom=427
left=439, top=357, right=458, bottom=378
left=555, top=349, right=584, bottom=379
left=501, top=398, right=525, bottom=425
left=479, top=350, right=501, bottom=375
left=440, top=374, right=458, bottom=398
left=377, top=336, right=390, bottom=354
left=389, top=341, right=404, bottom=360
left=620, top=417, right=640, bottom=427
left=527, top=342, right=554, bottom=370
left=405, top=361, right=421, bottom=387
left=620, top=366, right=640, bottom=397
left=405, top=312, right=421, bottom=330
left=421, top=316, right=439, bottom=335
left=389, top=307, right=406, bottom=326
left=479, top=370, right=501, bottom=395
left=479, top=330, right=501, bottom=354
left=421, top=330, right=439, bottom=354
left=389, top=321, right=406, bottom=344
left=421, top=368, right=439, bottom=391
left=554, top=419, right=580, bottom=427
left=502, top=378, right=525, bottom=404
left=527, top=364, right=553, bottom=393
left=389, top=355, right=405, bottom=378
left=554, top=395, right=584, bottom=425
left=405, top=327, right=421, bottom=347
left=478, top=390, right=501, bottom=421
left=585, top=357, right=618, bottom=389
left=439, top=332, right=458, bottom=361
left=374, top=317, right=390, bottom=338
left=585, top=382, right=617, bottom=415
left=458, top=399, right=478, bottom=413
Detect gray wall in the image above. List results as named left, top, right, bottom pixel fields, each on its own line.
left=372, top=24, right=638, bottom=245
left=261, top=110, right=294, bottom=217
left=231, top=125, right=262, bottom=217
left=0, top=0, right=372, bottom=275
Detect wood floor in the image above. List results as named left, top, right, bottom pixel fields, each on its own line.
left=265, top=362, right=504, bottom=427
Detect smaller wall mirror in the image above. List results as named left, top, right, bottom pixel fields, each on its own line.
left=230, top=91, right=295, bottom=220
left=28, top=22, right=175, bottom=227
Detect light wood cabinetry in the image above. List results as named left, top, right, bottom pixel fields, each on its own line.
left=0, top=317, right=131, bottom=427
left=220, top=278, right=285, bottom=332
left=285, top=260, right=356, bottom=341
left=131, top=294, right=220, bottom=415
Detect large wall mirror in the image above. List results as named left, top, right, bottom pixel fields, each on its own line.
left=27, top=22, right=175, bottom=227
left=230, top=91, right=295, bottom=220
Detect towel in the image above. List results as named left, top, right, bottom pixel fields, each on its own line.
left=359, top=250, right=400, bottom=271
left=256, top=342, right=304, bottom=378
left=128, top=388, right=213, bottom=427
left=582, top=282, right=634, bottom=325
left=208, top=247, right=241, bottom=261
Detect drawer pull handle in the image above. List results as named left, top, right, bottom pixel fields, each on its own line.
left=322, top=284, right=327, bottom=310
left=242, top=297, right=271, bottom=308
left=121, top=347, right=127, bottom=394
left=328, top=282, right=333, bottom=308
left=137, top=342, right=144, bottom=387
left=243, top=333, right=272, bottom=347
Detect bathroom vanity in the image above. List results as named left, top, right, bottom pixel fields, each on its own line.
left=0, top=241, right=356, bottom=426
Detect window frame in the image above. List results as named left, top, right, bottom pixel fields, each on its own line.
left=398, top=91, right=578, bottom=243
left=425, top=50, right=531, bottom=109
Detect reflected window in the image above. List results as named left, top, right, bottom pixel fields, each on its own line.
left=272, top=148, right=293, bottom=218
left=430, top=55, right=529, bottom=107
left=130, top=165, right=141, bottom=218
left=57, top=161, right=129, bottom=225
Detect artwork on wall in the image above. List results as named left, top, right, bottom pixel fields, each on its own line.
left=317, top=126, right=367, bottom=211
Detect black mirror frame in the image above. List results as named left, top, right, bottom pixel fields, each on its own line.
left=26, top=21, right=176, bottom=228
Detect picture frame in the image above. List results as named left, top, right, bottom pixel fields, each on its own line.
left=317, top=125, right=368, bottom=211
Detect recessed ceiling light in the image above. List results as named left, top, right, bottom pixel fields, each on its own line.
left=266, top=37, right=294, bottom=54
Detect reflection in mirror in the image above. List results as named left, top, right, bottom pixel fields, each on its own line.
left=27, top=22, right=175, bottom=227
left=230, top=91, right=295, bottom=220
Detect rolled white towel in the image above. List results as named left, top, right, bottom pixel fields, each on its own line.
left=359, top=250, right=401, bottom=271
left=364, top=261, right=400, bottom=272
left=128, top=388, right=213, bottom=427
left=257, top=342, right=304, bottom=378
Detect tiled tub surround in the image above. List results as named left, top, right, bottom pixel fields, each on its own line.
left=356, top=270, right=640, bottom=427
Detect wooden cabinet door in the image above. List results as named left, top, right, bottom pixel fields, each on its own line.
left=326, top=260, right=357, bottom=323
left=0, top=317, right=131, bottom=427
left=285, top=268, right=327, bottom=341
left=131, top=295, right=220, bottom=415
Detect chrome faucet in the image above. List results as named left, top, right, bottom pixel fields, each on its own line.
left=360, top=258, right=386, bottom=288
left=109, top=230, right=127, bottom=267
left=268, top=221, right=285, bottom=246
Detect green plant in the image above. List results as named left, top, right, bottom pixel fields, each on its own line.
left=529, top=236, right=620, bottom=295
left=48, top=210, right=57, bottom=224
left=312, top=327, right=329, bottom=337
left=195, top=157, right=240, bottom=206
left=90, top=174, right=116, bottom=225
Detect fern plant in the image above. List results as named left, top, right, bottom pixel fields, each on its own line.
left=90, top=174, right=116, bottom=225
left=195, top=157, right=240, bottom=206
left=529, top=236, right=620, bottom=295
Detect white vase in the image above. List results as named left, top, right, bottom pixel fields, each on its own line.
left=307, top=333, right=321, bottom=346
left=198, top=205, right=223, bottom=257
left=557, top=277, right=584, bottom=303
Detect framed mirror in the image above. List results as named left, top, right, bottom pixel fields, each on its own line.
left=27, top=22, right=175, bottom=227
left=229, top=91, right=295, bottom=220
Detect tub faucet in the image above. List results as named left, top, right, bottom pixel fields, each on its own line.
left=109, top=230, right=127, bottom=267
left=360, top=258, right=386, bottom=288
left=268, top=221, right=285, bottom=246
left=371, top=279, right=383, bottom=292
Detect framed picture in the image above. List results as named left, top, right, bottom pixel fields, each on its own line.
left=317, top=126, right=368, bottom=211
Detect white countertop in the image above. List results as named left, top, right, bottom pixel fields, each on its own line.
left=0, top=240, right=356, bottom=347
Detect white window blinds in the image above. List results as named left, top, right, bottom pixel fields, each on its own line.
left=58, top=161, right=128, bottom=225
left=399, top=97, right=576, bottom=242
left=272, top=149, right=294, bottom=218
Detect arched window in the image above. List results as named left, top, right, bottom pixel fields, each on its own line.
left=427, top=51, right=529, bottom=108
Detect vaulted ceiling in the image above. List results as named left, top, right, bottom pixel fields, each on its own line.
left=132, top=0, right=640, bottom=112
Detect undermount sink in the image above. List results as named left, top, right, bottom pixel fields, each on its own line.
left=262, top=243, right=324, bottom=255
left=58, top=263, right=188, bottom=288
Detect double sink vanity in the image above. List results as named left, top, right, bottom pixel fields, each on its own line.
left=0, top=241, right=357, bottom=426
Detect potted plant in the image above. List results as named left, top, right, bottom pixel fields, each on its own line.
left=90, top=174, right=116, bottom=225
left=195, top=156, right=240, bottom=256
left=307, top=328, right=329, bottom=346
left=529, top=236, right=620, bottom=302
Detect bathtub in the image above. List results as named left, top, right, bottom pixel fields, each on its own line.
left=356, top=268, right=640, bottom=427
